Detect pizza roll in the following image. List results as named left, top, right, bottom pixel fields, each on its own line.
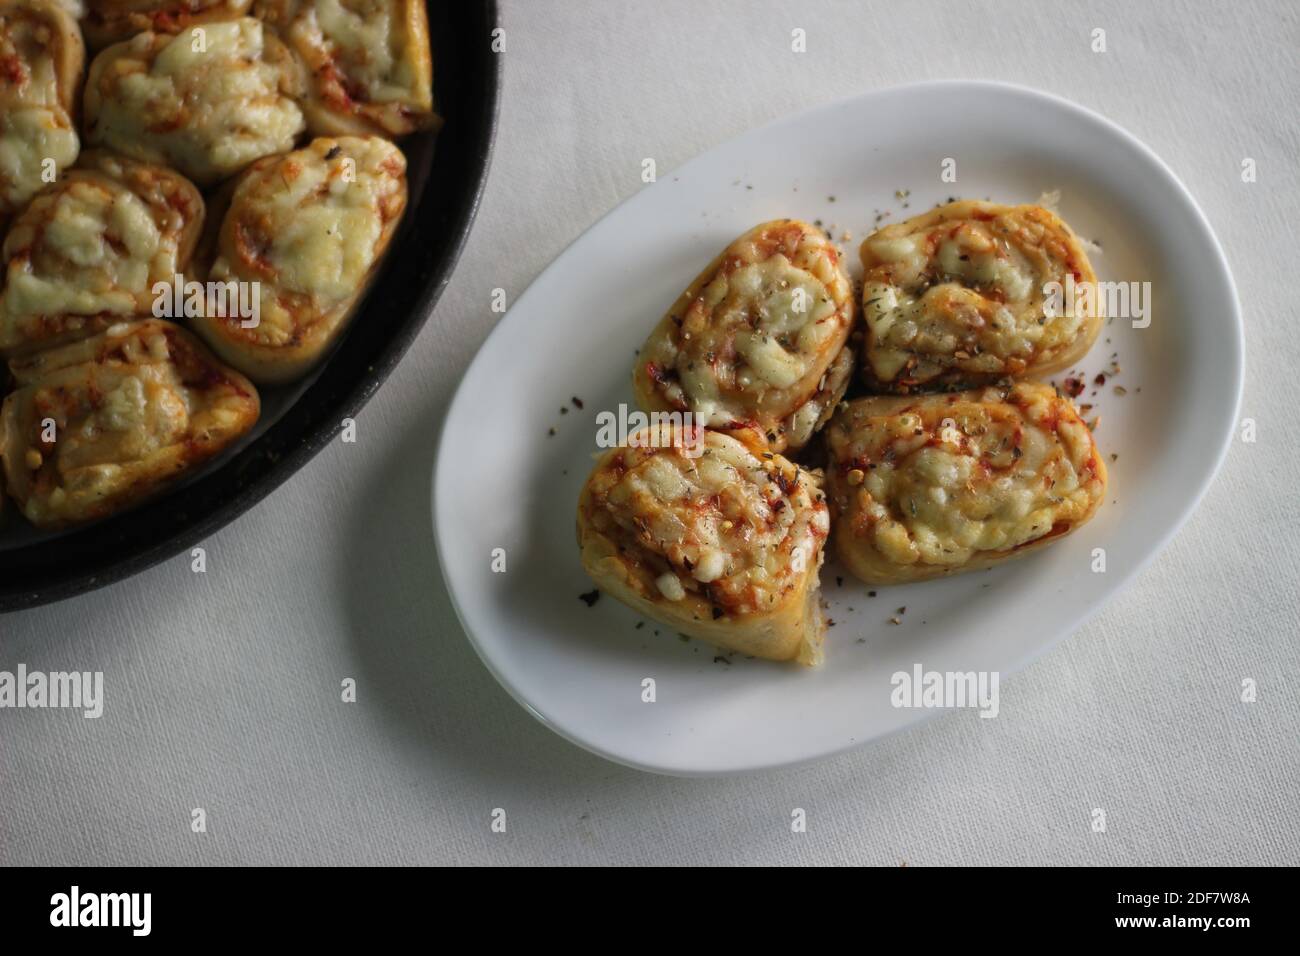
left=0, top=0, right=84, bottom=220
left=633, top=220, right=856, bottom=453
left=825, top=382, right=1107, bottom=585
left=577, top=423, right=831, bottom=665
left=0, top=318, right=259, bottom=528
left=81, top=0, right=255, bottom=50
left=0, top=150, right=204, bottom=356
left=189, top=136, right=407, bottom=383
left=255, top=0, right=437, bottom=138
left=860, top=200, right=1101, bottom=392
left=83, top=17, right=305, bottom=186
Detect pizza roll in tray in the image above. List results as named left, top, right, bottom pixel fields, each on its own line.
left=0, top=0, right=84, bottom=222
left=0, top=150, right=203, bottom=355
left=578, top=203, right=1110, bottom=665
left=577, top=424, right=831, bottom=665
left=190, top=135, right=408, bottom=383
left=83, top=17, right=306, bottom=186
left=0, top=319, right=258, bottom=527
left=255, top=0, right=438, bottom=138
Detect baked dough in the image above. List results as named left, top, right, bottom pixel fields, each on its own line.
left=254, top=0, right=437, bottom=138
left=0, top=150, right=204, bottom=356
left=859, top=200, right=1101, bottom=392
left=83, top=17, right=305, bottom=186
left=0, top=318, right=259, bottom=527
left=189, top=135, right=407, bottom=383
left=633, top=219, right=856, bottom=453
left=825, top=382, right=1106, bottom=584
left=577, top=423, right=830, bottom=664
left=0, top=0, right=84, bottom=220
left=81, top=0, right=255, bottom=50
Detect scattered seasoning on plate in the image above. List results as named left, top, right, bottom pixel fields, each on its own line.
left=897, top=606, right=907, bottom=615
left=578, top=590, right=600, bottom=607
left=713, top=655, right=731, bottom=665
left=1113, top=385, right=1128, bottom=396
left=889, top=616, right=902, bottom=626
left=548, top=427, right=556, bottom=436
left=868, top=590, right=877, bottom=597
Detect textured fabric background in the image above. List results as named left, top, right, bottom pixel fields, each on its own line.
left=2, top=0, right=1297, bottom=866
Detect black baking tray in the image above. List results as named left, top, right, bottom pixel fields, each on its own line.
left=0, top=1, right=500, bottom=611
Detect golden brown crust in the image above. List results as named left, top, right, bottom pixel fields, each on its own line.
left=81, top=0, right=255, bottom=50
left=577, top=423, right=830, bottom=664
left=255, top=0, right=437, bottom=138
left=0, top=150, right=205, bottom=356
left=859, top=200, right=1101, bottom=392
left=189, top=135, right=407, bottom=383
left=825, top=382, right=1107, bottom=584
left=1, top=318, right=259, bottom=527
left=633, top=219, right=856, bottom=454
left=0, top=0, right=84, bottom=217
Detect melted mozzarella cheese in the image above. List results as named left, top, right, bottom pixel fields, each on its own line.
left=581, top=426, right=829, bottom=616
left=258, top=0, right=436, bottom=136
left=0, top=320, right=259, bottom=527
left=636, top=219, right=855, bottom=452
left=206, top=135, right=405, bottom=349
left=827, top=383, right=1105, bottom=575
left=860, top=200, right=1100, bottom=390
left=0, top=0, right=83, bottom=215
left=85, top=18, right=304, bottom=185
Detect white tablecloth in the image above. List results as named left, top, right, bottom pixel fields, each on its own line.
left=3, top=0, right=1297, bottom=866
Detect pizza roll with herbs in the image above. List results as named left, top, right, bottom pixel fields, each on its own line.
left=633, top=220, right=856, bottom=454
left=83, top=17, right=305, bottom=186
left=188, top=136, right=407, bottom=384
left=81, top=0, right=255, bottom=50
left=0, top=319, right=259, bottom=528
left=254, top=0, right=438, bottom=138
left=825, top=382, right=1106, bottom=585
left=0, top=150, right=204, bottom=356
left=0, top=0, right=84, bottom=220
left=860, top=200, right=1101, bottom=392
left=577, top=423, right=831, bottom=665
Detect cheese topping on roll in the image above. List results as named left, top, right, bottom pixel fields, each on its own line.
left=577, top=424, right=830, bottom=664
left=0, top=0, right=84, bottom=218
left=0, top=152, right=204, bottom=355
left=1, top=319, right=259, bottom=527
left=191, top=135, right=407, bottom=383
left=826, top=382, right=1106, bottom=584
left=860, top=200, right=1101, bottom=391
left=83, top=18, right=305, bottom=186
left=255, top=0, right=437, bottom=137
left=634, top=219, right=856, bottom=453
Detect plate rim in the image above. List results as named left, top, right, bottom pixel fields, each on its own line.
left=432, top=78, right=1245, bottom=776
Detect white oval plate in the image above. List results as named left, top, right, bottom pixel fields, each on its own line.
left=433, top=81, right=1242, bottom=776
